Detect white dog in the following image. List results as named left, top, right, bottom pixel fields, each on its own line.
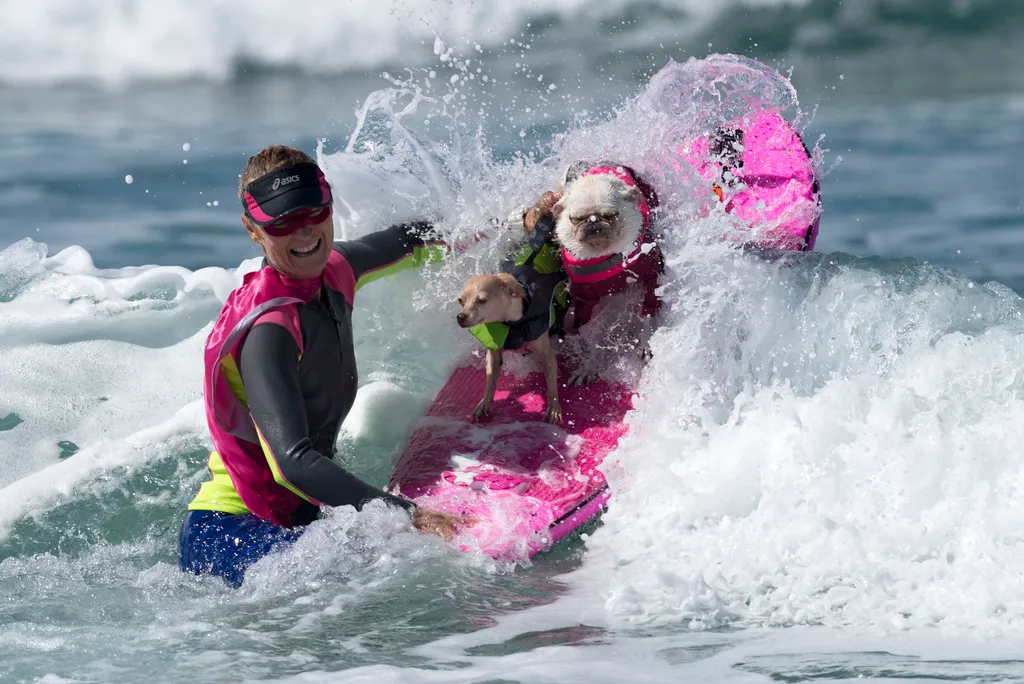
left=549, top=163, right=665, bottom=383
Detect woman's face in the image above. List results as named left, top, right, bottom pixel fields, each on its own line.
left=244, top=211, right=334, bottom=280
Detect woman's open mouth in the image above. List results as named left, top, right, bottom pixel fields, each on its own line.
left=290, top=238, right=322, bottom=258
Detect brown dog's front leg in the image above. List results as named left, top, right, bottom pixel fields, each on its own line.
left=472, top=348, right=502, bottom=421
left=529, top=334, right=562, bottom=424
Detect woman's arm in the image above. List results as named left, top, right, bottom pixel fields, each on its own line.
left=333, top=221, right=447, bottom=292
left=237, top=322, right=413, bottom=512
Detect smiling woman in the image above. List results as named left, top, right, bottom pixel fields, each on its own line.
left=179, top=145, right=474, bottom=587
left=239, top=149, right=336, bottom=279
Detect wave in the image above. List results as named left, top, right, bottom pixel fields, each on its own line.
left=4, top=56, right=1024, bottom=681
left=1, top=0, right=1021, bottom=87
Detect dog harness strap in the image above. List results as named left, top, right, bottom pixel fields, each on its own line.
left=566, top=251, right=624, bottom=278
left=561, top=237, right=648, bottom=284
left=529, top=216, right=556, bottom=253
left=504, top=267, right=567, bottom=349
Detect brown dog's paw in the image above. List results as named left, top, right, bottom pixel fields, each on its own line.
left=545, top=401, right=563, bottom=424
left=471, top=399, right=492, bottom=421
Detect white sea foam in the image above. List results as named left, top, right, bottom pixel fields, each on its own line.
left=0, top=240, right=256, bottom=488
left=4, top=0, right=1004, bottom=88
left=0, top=0, right=721, bottom=86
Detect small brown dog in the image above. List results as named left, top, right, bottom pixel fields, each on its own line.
left=456, top=273, right=563, bottom=424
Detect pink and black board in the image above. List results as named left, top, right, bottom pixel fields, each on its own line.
left=389, top=355, right=636, bottom=560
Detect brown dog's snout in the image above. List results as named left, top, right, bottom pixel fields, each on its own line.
left=456, top=311, right=470, bottom=327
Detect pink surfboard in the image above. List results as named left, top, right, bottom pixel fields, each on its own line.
left=389, top=355, right=636, bottom=560
left=685, top=109, right=821, bottom=251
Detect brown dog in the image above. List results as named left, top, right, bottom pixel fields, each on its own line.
left=456, top=273, right=562, bottom=424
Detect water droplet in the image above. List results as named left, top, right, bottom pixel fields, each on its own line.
left=182, top=142, right=191, bottom=152
left=57, top=440, right=79, bottom=459
left=124, top=174, right=133, bottom=184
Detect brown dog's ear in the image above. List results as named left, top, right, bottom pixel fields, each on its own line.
left=495, top=273, right=526, bottom=299
left=621, top=185, right=642, bottom=204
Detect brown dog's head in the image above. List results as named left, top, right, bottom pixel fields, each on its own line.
left=456, top=274, right=526, bottom=328
left=553, top=173, right=644, bottom=260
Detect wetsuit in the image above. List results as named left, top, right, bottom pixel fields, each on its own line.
left=180, top=221, right=445, bottom=587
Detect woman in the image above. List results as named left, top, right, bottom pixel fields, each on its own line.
left=180, top=145, right=470, bottom=587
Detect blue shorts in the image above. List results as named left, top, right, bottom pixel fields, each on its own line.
left=178, top=510, right=305, bottom=587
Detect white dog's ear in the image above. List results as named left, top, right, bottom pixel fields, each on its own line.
left=552, top=199, right=565, bottom=218
left=621, top=185, right=642, bottom=204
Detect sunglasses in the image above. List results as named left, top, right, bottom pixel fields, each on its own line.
left=261, top=205, right=333, bottom=237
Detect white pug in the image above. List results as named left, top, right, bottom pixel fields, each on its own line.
left=552, top=173, right=645, bottom=261
left=551, top=171, right=659, bottom=385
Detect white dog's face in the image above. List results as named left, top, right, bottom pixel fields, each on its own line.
left=553, top=174, right=644, bottom=260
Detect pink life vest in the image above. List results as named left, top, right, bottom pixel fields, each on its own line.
left=560, top=165, right=666, bottom=329
left=203, top=250, right=356, bottom=526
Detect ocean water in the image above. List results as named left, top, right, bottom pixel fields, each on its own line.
left=2, top=1, right=1024, bottom=682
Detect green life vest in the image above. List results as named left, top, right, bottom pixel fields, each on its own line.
left=468, top=241, right=568, bottom=351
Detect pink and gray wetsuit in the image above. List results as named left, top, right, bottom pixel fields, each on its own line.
left=180, top=222, right=445, bottom=585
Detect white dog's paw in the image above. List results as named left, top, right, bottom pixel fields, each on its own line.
left=569, top=366, right=595, bottom=386
left=637, top=344, right=653, bottom=363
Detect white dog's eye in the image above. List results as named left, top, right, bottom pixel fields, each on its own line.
left=601, top=211, right=619, bottom=220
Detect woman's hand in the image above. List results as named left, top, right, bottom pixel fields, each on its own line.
left=412, top=507, right=476, bottom=542
left=523, top=190, right=563, bottom=232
